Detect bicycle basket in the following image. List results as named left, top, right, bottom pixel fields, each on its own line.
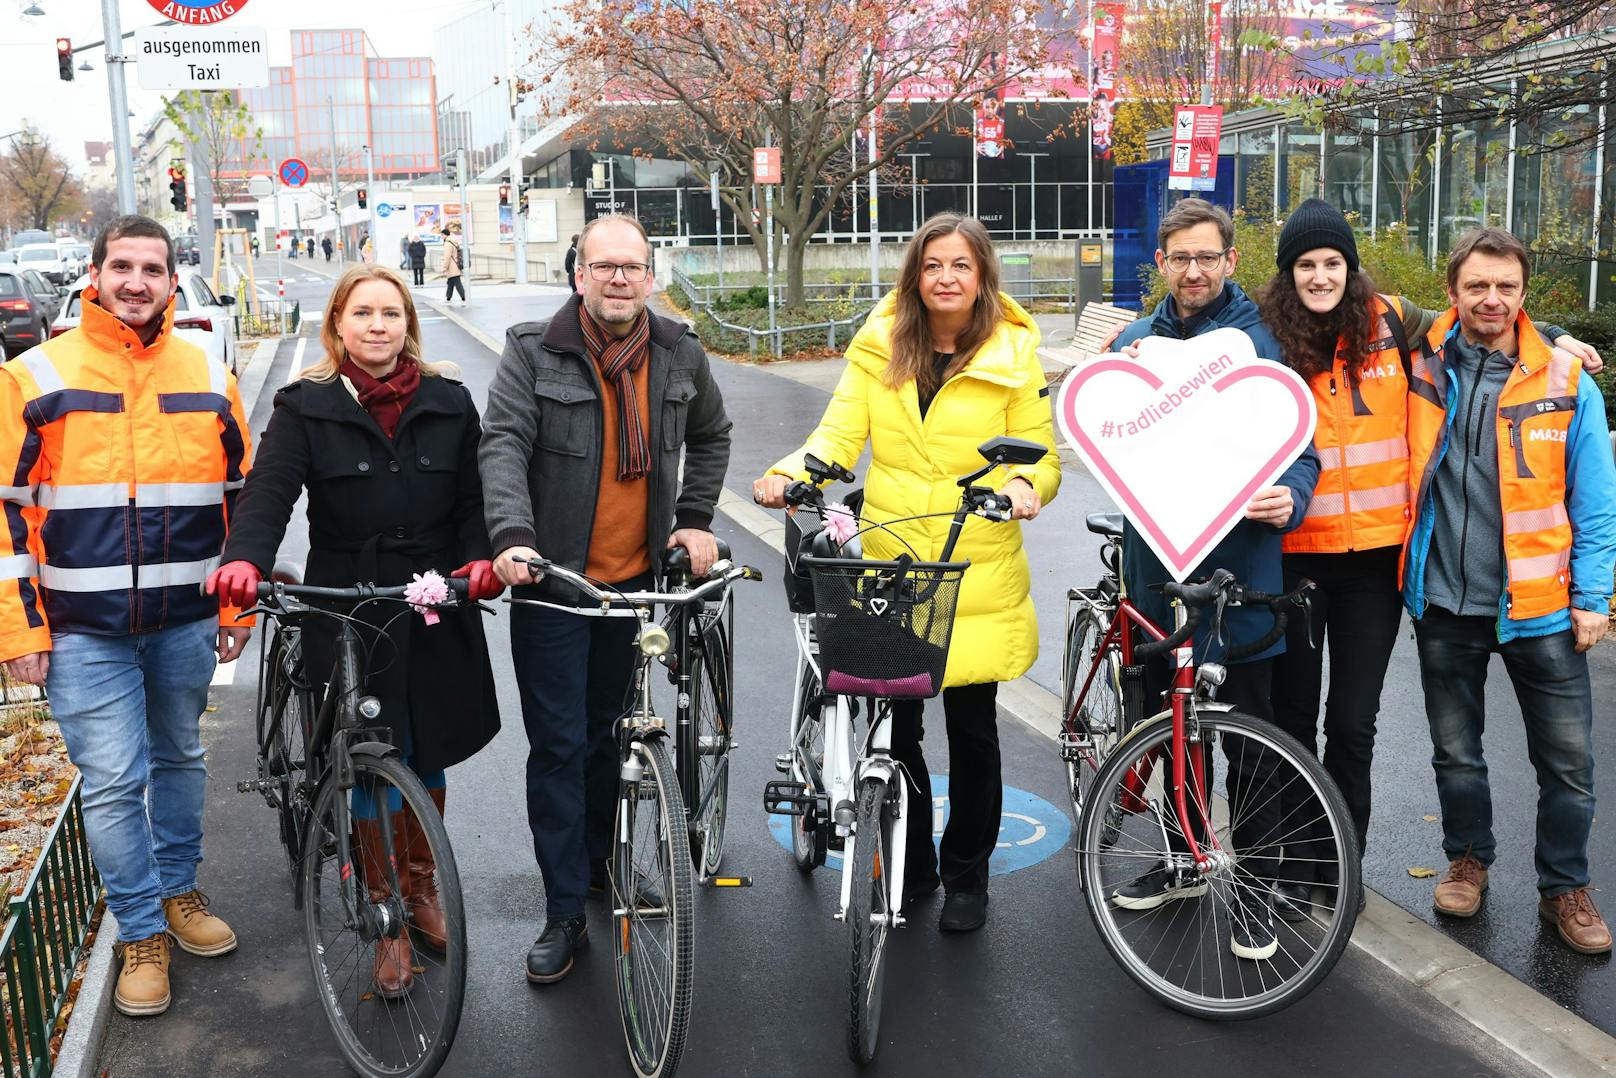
left=801, top=554, right=966, bottom=699
left=783, top=491, right=863, bottom=614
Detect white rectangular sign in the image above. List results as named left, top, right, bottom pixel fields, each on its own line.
left=136, top=27, right=269, bottom=91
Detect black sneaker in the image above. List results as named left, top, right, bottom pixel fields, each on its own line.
left=939, top=891, right=988, bottom=933
left=1272, top=881, right=1312, bottom=924
left=1229, top=894, right=1278, bottom=961
left=1110, top=861, right=1209, bottom=911
left=526, top=916, right=588, bottom=984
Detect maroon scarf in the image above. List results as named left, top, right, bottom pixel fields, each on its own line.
left=577, top=303, right=653, bottom=481
left=341, top=356, right=422, bottom=439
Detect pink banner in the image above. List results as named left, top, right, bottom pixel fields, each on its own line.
left=1089, top=2, right=1123, bottom=157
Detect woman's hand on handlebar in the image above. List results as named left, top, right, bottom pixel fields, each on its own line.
left=753, top=473, right=792, bottom=509
left=494, top=546, right=544, bottom=587
left=452, top=560, right=504, bottom=601
left=997, top=477, right=1042, bottom=521
left=206, top=560, right=262, bottom=607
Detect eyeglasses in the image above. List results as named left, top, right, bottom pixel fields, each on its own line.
left=1163, top=250, right=1229, bottom=272
left=586, top=261, right=650, bottom=283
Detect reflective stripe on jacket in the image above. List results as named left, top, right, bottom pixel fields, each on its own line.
left=1402, top=307, right=1590, bottom=635
left=0, top=286, right=253, bottom=662
left=1284, top=294, right=1413, bottom=555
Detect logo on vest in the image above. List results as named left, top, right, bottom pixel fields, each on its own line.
left=1359, top=363, right=1399, bottom=381
left=1534, top=400, right=1561, bottom=413
left=1528, top=427, right=1568, bottom=443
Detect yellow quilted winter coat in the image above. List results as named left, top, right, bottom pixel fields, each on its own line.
left=771, top=291, right=1060, bottom=688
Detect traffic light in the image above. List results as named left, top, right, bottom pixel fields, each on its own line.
left=56, top=39, right=73, bottom=82
left=168, top=167, right=187, bottom=212
left=498, top=183, right=510, bottom=206
left=444, top=155, right=458, bottom=185
left=356, top=187, right=368, bottom=209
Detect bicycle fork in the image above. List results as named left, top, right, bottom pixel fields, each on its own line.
left=836, top=706, right=910, bottom=930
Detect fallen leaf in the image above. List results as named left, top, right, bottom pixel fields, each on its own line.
left=204, top=706, right=218, bottom=714
left=1408, top=866, right=1438, bottom=879
left=1422, top=814, right=1439, bottom=822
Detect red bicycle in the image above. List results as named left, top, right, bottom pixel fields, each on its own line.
left=1060, top=511, right=1361, bottom=1019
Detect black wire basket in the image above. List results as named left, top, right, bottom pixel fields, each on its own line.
left=802, top=554, right=968, bottom=700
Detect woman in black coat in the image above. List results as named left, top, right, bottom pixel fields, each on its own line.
left=208, top=264, right=501, bottom=998
left=408, top=236, right=428, bottom=286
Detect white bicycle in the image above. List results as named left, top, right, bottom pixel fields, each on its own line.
left=762, top=437, right=1049, bottom=1064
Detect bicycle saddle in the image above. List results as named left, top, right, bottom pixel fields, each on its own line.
left=1085, top=512, right=1124, bottom=538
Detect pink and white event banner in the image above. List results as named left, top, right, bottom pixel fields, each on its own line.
left=1054, top=329, right=1317, bottom=581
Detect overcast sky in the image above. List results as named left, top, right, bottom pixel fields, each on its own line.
left=0, top=0, right=489, bottom=174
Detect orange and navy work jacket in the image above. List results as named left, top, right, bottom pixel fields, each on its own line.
left=0, top=286, right=252, bottom=663
left=1402, top=307, right=1606, bottom=637
left=1284, top=294, right=1413, bottom=555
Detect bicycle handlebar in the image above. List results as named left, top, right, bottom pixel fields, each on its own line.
left=515, top=555, right=761, bottom=610
left=252, top=576, right=471, bottom=606
left=1134, top=570, right=1315, bottom=661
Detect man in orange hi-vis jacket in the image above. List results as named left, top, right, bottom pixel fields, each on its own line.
left=0, top=216, right=253, bottom=1019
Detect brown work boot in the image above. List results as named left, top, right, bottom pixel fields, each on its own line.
left=1539, top=887, right=1613, bottom=955
left=1433, top=855, right=1489, bottom=917
left=163, top=889, right=238, bottom=957
left=355, top=817, right=415, bottom=999
left=404, top=787, right=448, bottom=950
left=114, top=932, right=173, bottom=1017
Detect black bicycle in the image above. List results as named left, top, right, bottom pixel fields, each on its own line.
left=240, top=564, right=473, bottom=1078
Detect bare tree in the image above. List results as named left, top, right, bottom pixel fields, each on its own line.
left=1121, top=0, right=1291, bottom=139
left=163, top=91, right=264, bottom=204
left=0, top=128, right=85, bottom=232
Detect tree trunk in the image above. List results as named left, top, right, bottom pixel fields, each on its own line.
left=784, top=234, right=807, bottom=308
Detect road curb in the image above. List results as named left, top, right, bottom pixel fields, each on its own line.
left=234, top=335, right=281, bottom=418
left=419, top=295, right=506, bottom=358
left=53, top=910, right=117, bottom=1078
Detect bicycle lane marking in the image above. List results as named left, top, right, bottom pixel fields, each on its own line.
left=767, top=775, right=1069, bottom=876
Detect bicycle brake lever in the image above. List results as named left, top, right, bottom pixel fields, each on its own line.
left=1212, top=591, right=1230, bottom=647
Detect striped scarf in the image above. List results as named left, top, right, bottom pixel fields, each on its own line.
left=577, top=303, right=653, bottom=481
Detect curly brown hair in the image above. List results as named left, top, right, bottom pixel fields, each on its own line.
left=1257, top=267, right=1381, bottom=384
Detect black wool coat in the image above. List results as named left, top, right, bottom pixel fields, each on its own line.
left=223, top=373, right=500, bottom=773
left=408, top=240, right=427, bottom=270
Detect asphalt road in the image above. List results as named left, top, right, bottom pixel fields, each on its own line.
left=95, top=270, right=1554, bottom=1076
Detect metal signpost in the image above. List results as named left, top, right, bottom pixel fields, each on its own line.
left=249, top=173, right=283, bottom=334
left=753, top=146, right=782, bottom=354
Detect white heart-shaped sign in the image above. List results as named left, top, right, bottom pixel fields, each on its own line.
left=868, top=597, right=889, bottom=616
left=1055, top=328, right=1317, bottom=581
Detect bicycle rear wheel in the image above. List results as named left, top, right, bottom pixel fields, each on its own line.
left=301, top=753, right=467, bottom=1077
left=613, top=736, right=695, bottom=1078
left=847, top=775, right=895, bottom=1064
left=1061, top=603, right=1124, bottom=836
left=1076, top=708, right=1360, bottom=1020
left=258, top=625, right=311, bottom=878
left=689, top=603, right=733, bottom=878
left=789, top=667, right=828, bottom=872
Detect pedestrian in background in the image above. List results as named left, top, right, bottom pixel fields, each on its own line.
left=443, top=222, right=467, bottom=306
left=480, top=214, right=732, bottom=984
left=755, top=212, right=1061, bottom=934
left=209, top=264, right=503, bottom=996
left=0, top=215, right=251, bottom=1017
left=564, top=233, right=579, bottom=293
left=408, top=234, right=427, bottom=287
left=400, top=234, right=411, bottom=272
left=1403, top=228, right=1616, bottom=954
left=306, top=237, right=315, bottom=259
left=322, top=235, right=333, bottom=262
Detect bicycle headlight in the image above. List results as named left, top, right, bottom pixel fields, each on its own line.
left=638, top=624, right=671, bottom=657
left=357, top=695, right=383, bottom=720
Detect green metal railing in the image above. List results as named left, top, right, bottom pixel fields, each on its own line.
left=0, top=775, right=98, bottom=1078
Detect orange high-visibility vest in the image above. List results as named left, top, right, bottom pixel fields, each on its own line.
left=1285, top=295, right=1413, bottom=554
left=0, top=287, right=253, bottom=663
left=1405, top=307, right=1578, bottom=620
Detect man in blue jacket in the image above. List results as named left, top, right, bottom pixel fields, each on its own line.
left=1105, top=198, right=1320, bottom=960
left=1402, top=228, right=1616, bottom=953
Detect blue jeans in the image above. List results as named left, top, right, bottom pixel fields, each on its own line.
left=1413, top=606, right=1596, bottom=896
left=48, top=618, right=218, bottom=942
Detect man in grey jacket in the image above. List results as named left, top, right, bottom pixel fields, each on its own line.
left=480, top=214, right=733, bottom=983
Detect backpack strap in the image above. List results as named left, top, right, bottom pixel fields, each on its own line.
left=1379, top=294, right=1413, bottom=382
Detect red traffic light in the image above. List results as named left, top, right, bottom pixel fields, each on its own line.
left=56, top=38, right=73, bottom=82
left=56, top=38, right=70, bottom=55
left=498, top=183, right=510, bottom=206
left=167, top=166, right=185, bottom=181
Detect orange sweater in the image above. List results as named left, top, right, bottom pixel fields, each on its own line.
left=586, top=356, right=652, bottom=582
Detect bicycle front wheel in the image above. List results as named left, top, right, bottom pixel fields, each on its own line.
left=258, top=625, right=311, bottom=878
left=689, top=602, right=733, bottom=878
left=847, top=775, right=895, bottom=1064
left=613, top=736, right=695, bottom=1078
left=301, top=753, right=467, bottom=1078
left=1076, top=708, right=1361, bottom=1021
left=789, top=666, right=828, bottom=872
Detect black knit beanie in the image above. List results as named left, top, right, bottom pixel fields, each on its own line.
left=1277, top=198, right=1359, bottom=274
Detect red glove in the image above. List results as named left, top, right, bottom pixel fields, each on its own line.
left=451, top=560, right=503, bottom=601
left=206, top=560, right=263, bottom=608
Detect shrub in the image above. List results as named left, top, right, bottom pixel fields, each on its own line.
left=712, top=284, right=769, bottom=312
left=663, top=281, right=692, bottom=313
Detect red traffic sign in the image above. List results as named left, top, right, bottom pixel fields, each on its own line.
left=279, top=158, right=309, bottom=188
left=753, top=147, right=781, bottom=185
left=146, top=1, right=250, bottom=25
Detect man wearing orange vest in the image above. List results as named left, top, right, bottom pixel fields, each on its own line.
left=1403, top=227, right=1616, bottom=954
left=0, top=216, right=253, bottom=1014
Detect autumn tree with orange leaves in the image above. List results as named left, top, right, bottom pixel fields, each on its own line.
left=534, top=0, right=1060, bottom=305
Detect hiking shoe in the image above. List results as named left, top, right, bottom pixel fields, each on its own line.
left=1229, top=893, right=1278, bottom=961
left=1433, top=855, right=1488, bottom=918
left=163, top=889, right=238, bottom=957
left=1539, top=887, right=1613, bottom=955
left=114, top=932, right=174, bottom=1017
left=1110, top=861, right=1209, bottom=911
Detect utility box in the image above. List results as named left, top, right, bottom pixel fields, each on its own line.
left=1000, top=251, right=1032, bottom=301
left=1074, top=240, right=1105, bottom=325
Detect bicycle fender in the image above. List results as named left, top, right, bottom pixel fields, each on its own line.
left=345, top=740, right=403, bottom=763
left=1114, top=702, right=1240, bottom=752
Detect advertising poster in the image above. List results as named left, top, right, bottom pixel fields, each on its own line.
left=1089, top=3, right=1124, bottom=157
left=413, top=203, right=442, bottom=237
left=498, top=204, right=515, bottom=244
left=976, top=86, right=1006, bottom=158
left=1168, top=105, right=1224, bottom=191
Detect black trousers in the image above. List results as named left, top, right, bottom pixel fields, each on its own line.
left=444, top=275, right=466, bottom=302
left=411, top=265, right=425, bottom=286
left=890, top=682, right=1000, bottom=895
left=1270, top=546, right=1403, bottom=870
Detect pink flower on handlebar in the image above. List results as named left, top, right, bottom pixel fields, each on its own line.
left=404, top=569, right=450, bottom=625
left=822, top=503, right=859, bottom=548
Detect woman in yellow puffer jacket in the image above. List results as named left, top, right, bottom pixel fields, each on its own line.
left=755, top=213, right=1060, bottom=932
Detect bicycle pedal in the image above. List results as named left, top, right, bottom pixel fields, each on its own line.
left=703, top=876, right=752, bottom=889
left=763, top=779, right=811, bottom=815
left=236, top=778, right=266, bottom=794
left=773, top=753, right=793, bottom=775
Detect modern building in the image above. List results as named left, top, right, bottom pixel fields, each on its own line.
left=433, top=0, right=558, bottom=180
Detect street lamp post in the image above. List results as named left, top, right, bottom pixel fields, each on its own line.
left=504, top=0, right=528, bottom=284
left=99, top=0, right=136, bottom=213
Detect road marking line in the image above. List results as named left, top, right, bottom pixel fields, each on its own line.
left=291, top=336, right=308, bottom=378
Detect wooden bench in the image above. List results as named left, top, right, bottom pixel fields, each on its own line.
left=1037, top=302, right=1138, bottom=376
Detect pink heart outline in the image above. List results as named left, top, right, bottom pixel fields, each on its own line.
left=1059, top=355, right=1315, bottom=579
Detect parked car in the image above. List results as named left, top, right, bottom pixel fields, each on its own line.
left=52, top=271, right=237, bottom=372
left=18, top=270, right=61, bottom=325
left=55, top=241, right=89, bottom=279
left=15, top=244, right=69, bottom=286
left=175, top=233, right=202, bottom=266
left=0, top=251, right=14, bottom=266
left=0, top=267, right=57, bottom=359
left=9, top=230, right=51, bottom=249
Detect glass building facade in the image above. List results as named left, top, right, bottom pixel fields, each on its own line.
left=230, top=30, right=440, bottom=182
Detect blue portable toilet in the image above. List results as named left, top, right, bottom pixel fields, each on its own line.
left=1111, top=157, right=1236, bottom=310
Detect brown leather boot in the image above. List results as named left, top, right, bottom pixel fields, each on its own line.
left=1539, top=887, right=1613, bottom=955
left=113, top=932, right=173, bottom=1017
left=354, top=817, right=414, bottom=999
left=1433, top=854, right=1488, bottom=918
left=404, top=787, right=448, bottom=950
